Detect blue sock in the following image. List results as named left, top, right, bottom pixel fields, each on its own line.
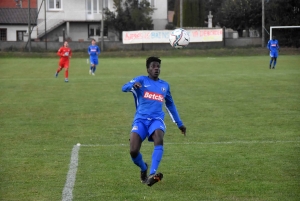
left=90, top=66, right=92, bottom=70
left=269, top=59, right=273, bottom=66
left=131, top=153, right=147, bottom=171
left=273, top=60, right=276, bottom=67
left=93, top=66, right=96, bottom=73
left=150, top=145, right=164, bottom=175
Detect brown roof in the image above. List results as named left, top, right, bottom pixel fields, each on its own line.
left=0, top=8, right=37, bottom=25
left=0, top=0, right=38, bottom=8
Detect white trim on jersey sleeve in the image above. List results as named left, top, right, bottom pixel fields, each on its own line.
left=165, top=104, right=176, bottom=123
left=130, top=88, right=139, bottom=109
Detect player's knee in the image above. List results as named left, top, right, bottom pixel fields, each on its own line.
left=152, top=131, right=164, bottom=145
left=130, top=149, right=139, bottom=158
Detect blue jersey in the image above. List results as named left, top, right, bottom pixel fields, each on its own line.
left=88, top=45, right=100, bottom=57
left=267, top=39, right=279, bottom=52
left=122, top=76, right=183, bottom=128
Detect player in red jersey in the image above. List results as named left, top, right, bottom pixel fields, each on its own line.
left=55, top=41, right=72, bottom=82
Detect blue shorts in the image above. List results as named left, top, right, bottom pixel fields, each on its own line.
left=131, top=118, right=166, bottom=142
left=270, top=51, right=278, bottom=58
left=90, top=57, right=99, bottom=65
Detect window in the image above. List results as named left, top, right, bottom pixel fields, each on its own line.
left=93, top=0, right=97, bottom=13
left=88, top=24, right=108, bottom=37
left=150, top=0, right=155, bottom=7
left=48, top=0, right=62, bottom=10
left=87, top=0, right=108, bottom=14
left=0, top=29, right=7, bottom=41
left=87, top=0, right=92, bottom=14
left=89, top=25, right=100, bottom=36
left=98, top=0, right=108, bottom=11
left=16, top=31, right=26, bottom=41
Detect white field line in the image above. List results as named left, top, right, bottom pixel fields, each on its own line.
left=62, top=145, right=80, bottom=201
left=81, top=140, right=300, bottom=147
left=61, top=140, right=299, bottom=201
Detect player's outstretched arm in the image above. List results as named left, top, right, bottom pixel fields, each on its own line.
left=121, top=79, right=142, bottom=92
left=179, top=125, right=186, bottom=136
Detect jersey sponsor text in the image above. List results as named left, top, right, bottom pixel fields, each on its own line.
left=144, top=91, right=164, bottom=102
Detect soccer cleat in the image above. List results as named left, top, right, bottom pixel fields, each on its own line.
left=65, top=78, right=68, bottom=82
left=89, top=70, right=92, bottom=75
left=146, top=172, right=163, bottom=187
left=92, top=73, right=95, bottom=76
left=269, top=65, right=271, bottom=69
left=140, top=163, right=148, bottom=183
left=55, top=72, right=58, bottom=77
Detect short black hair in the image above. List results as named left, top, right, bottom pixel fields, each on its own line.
left=146, top=56, right=161, bottom=68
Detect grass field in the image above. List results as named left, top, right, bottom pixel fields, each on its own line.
left=0, top=54, right=299, bottom=201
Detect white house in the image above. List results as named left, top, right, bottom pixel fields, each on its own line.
left=35, top=0, right=168, bottom=42
left=0, top=8, right=37, bottom=42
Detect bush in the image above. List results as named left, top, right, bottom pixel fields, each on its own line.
left=165, top=23, right=175, bottom=30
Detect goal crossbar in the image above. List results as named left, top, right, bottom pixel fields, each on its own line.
left=270, top=26, right=300, bottom=40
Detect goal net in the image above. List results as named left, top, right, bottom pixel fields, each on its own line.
left=269, top=26, right=300, bottom=48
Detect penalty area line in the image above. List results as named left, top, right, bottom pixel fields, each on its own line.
left=62, top=144, right=80, bottom=201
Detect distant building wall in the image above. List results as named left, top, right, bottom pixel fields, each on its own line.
left=225, top=38, right=261, bottom=47
left=152, top=0, right=168, bottom=30
left=0, top=25, right=28, bottom=41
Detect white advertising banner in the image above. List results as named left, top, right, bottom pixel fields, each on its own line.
left=122, top=29, right=223, bottom=44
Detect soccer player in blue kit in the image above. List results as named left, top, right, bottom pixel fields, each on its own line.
left=122, top=56, right=187, bottom=187
left=88, top=39, right=100, bottom=75
left=267, top=36, right=280, bottom=69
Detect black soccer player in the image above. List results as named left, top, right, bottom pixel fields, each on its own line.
left=122, top=56, right=186, bottom=186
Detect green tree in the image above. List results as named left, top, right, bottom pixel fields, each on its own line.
left=173, top=0, right=180, bottom=26
left=265, top=0, right=300, bottom=47
left=104, top=0, right=154, bottom=41
left=173, top=0, right=205, bottom=27
left=219, top=0, right=261, bottom=37
left=204, top=0, right=224, bottom=27
left=168, top=0, right=176, bottom=11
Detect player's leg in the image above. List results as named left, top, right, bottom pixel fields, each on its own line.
left=89, top=64, right=93, bottom=74
left=273, top=57, right=277, bottom=69
left=130, top=121, right=148, bottom=183
left=62, top=61, right=69, bottom=82
left=269, top=52, right=274, bottom=69
left=92, top=58, right=98, bottom=75
left=91, top=57, right=98, bottom=75
left=92, top=65, right=96, bottom=76
left=92, top=65, right=96, bottom=75
left=55, top=67, right=61, bottom=77
left=55, top=61, right=63, bottom=77
left=89, top=58, right=94, bottom=75
left=146, top=119, right=165, bottom=186
left=64, top=67, right=69, bottom=82
left=272, top=52, right=278, bottom=69
left=269, top=58, right=273, bottom=69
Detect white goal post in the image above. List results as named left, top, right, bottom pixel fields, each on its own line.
left=270, top=26, right=300, bottom=40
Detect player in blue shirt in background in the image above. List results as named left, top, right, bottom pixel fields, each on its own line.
left=88, top=39, right=100, bottom=75
left=122, top=56, right=186, bottom=187
left=267, top=36, right=280, bottom=69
